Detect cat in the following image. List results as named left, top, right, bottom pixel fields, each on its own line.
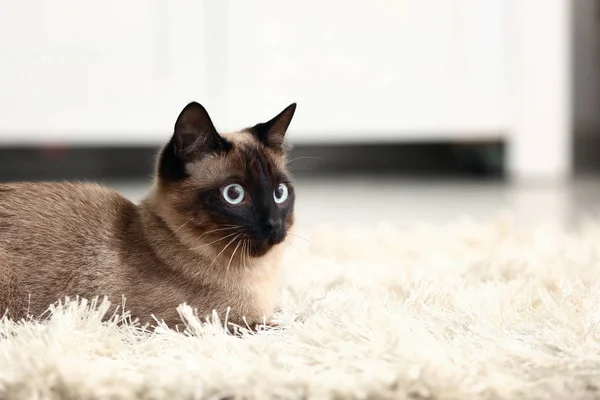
left=0, top=101, right=297, bottom=332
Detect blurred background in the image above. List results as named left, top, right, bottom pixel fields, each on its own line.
left=0, top=0, right=597, bottom=228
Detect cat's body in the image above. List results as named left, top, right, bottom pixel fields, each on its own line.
left=0, top=102, right=297, bottom=329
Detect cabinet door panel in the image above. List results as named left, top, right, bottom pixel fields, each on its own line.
left=222, top=0, right=507, bottom=142
left=0, top=1, right=211, bottom=143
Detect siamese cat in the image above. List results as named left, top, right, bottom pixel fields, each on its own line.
left=0, top=101, right=297, bottom=331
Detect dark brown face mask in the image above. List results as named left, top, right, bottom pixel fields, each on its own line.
left=156, top=101, right=297, bottom=258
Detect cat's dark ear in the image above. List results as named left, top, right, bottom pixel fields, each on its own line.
left=251, top=103, right=297, bottom=151
left=173, top=102, right=230, bottom=158
left=158, top=102, right=230, bottom=181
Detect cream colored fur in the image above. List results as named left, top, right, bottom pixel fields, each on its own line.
left=1, top=216, right=600, bottom=399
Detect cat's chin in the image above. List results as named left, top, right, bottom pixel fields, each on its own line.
left=248, top=236, right=286, bottom=258
left=248, top=241, right=274, bottom=258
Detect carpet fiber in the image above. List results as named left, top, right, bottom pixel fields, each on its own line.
left=1, top=217, right=600, bottom=399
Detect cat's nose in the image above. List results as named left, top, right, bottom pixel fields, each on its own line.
left=261, top=219, right=285, bottom=243
left=261, top=219, right=277, bottom=232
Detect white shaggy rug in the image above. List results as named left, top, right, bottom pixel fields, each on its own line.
left=2, top=216, right=600, bottom=399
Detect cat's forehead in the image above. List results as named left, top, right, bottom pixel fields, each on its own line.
left=220, top=130, right=257, bottom=146
left=186, top=131, right=288, bottom=187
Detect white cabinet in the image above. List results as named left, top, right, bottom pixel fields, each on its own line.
left=0, top=0, right=209, bottom=144
left=0, top=1, right=573, bottom=181
left=218, top=0, right=508, bottom=143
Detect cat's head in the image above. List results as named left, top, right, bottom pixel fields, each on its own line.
left=153, top=101, right=297, bottom=259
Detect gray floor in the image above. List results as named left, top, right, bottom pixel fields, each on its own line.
left=109, top=177, right=600, bottom=230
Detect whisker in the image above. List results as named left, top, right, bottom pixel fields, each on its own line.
left=286, top=156, right=323, bottom=164
left=196, top=225, right=241, bottom=240
left=226, top=239, right=242, bottom=273
left=242, top=240, right=250, bottom=273
left=288, top=232, right=311, bottom=244
left=191, top=231, right=239, bottom=250
left=173, top=218, right=194, bottom=234
left=210, top=234, right=241, bottom=267
left=241, top=241, right=245, bottom=270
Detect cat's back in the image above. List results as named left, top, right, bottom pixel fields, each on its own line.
left=0, top=181, right=132, bottom=229
left=0, top=181, right=137, bottom=254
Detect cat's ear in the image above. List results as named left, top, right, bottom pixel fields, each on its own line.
left=173, top=102, right=230, bottom=158
left=251, top=103, right=297, bottom=151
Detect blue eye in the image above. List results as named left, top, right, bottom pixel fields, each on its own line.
left=222, top=184, right=244, bottom=204
left=273, top=183, right=289, bottom=204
